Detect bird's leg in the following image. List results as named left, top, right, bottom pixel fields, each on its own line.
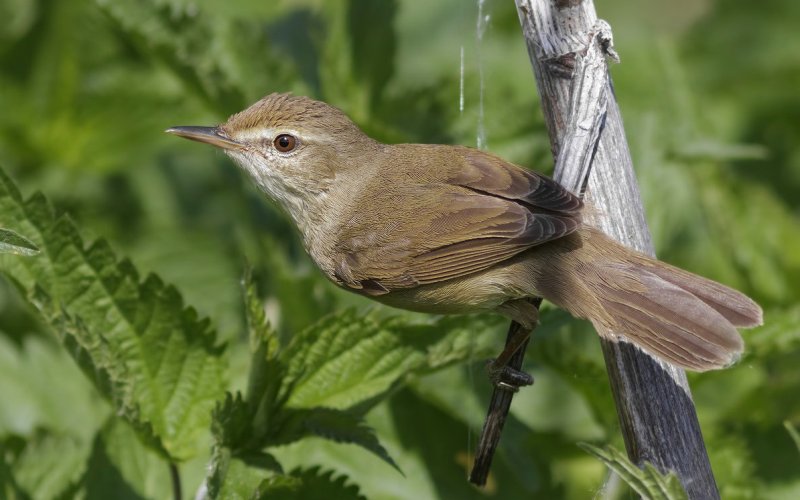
left=486, top=324, right=534, bottom=390
left=487, top=300, right=539, bottom=391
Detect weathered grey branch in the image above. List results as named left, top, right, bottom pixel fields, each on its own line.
left=470, top=19, right=611, bottom=485
left=514, top=1, right=719, bottom=498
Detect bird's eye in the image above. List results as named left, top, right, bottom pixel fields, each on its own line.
left=273, top=134, right=298, bottom=153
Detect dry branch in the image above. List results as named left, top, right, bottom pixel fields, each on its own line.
left=509, top=1, right=719, bottom=498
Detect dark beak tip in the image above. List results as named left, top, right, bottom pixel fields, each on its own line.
left=164, top=125, right=241, bottom=150
left=165, top=125, right=217, bottom=136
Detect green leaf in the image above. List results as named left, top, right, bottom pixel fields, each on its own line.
left=786, top=421, right=800, bottom=456
left=255, top=467, right=366, bottom=500
left=81, top=417, right=174, bottom=500
left=0, top=442, right=25, bottom=500
left=0, top=335, right=107, bottom=440
left=6, top=431, right=89, bottom=500
left=579, top=443, right=688, bottom=500
left=243, top=269, right=285, bottom=424
left=0, top=228, right=39, bottom=256
left=282, top=310, right=500, bottom=411
left=748, top=306, right=800, bottom=355
left=209, top=276, right=406, bottom=492
left=205, top=444, right=283, bottom=500
left=530, top=307, right=617, bottom=431
left=210, top=273, right=289, bottom=451
left=95, top=0, right=298, bottom=112
left=280, top=407, right=400, bottom=472
left=347, top=0, right=397, bottom=104
left=205, top=273, right=291, bottom=497
left=0, top=167, right=227, bottom=462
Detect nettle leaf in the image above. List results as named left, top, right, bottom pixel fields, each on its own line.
left=0, top=335, right=107, bottom=439
left=205, top=274, right=293, bottom=497
left=580, top=443, right=688, bottom=500
left=212, top=278, right=487, bottom=492
left=96, top=0, right=242, bottom=112
left=244, top=271, right=286, bottom=424
left=0, top=228, right=39, bottom=256
left=96, top=0, right=297, bottom=113
left=205, top=444, right=283, bottom=500
left=6, top=431, right=88, bottom=500
left=0, top=168, right=226, bottom=461
left=211, top=274, right=289, bottom=451
left=82, top=418, right=173, bottom=500
left=278, top=407, right=400, bottom=472
left=255, top=467, right=366, bottom=500
left=208, top=274, right=500, bottom=493
left=282, top=310, right=500, bottom=411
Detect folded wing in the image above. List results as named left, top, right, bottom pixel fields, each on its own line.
left=332, top=149, right=583, bottom=295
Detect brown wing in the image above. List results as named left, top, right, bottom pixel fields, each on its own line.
left=332, top=148, right=583, bottom=295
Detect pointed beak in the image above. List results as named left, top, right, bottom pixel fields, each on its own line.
left=165, top=126, right=243, bottom=150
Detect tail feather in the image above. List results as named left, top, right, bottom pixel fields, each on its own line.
left=638, top=260, right=763, bottom=328
left=595, top=268, right=743, bottom=370
left=575, top=229, right=762, bottom=372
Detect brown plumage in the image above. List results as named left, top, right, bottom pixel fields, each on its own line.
left=167, top=93, right=763, bottom=372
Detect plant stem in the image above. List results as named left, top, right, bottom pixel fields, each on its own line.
left=170, top=462, right=182, bottom=500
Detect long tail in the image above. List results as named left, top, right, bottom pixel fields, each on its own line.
left=552, top=228, right=763, bottom=371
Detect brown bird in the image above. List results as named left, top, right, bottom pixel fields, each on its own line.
left=167, top=93, right=762, bottom=373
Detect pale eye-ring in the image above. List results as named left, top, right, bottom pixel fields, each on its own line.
left=273, top=134, right=298, bottom=153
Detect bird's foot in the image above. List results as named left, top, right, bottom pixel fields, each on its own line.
left=485, top=359, right=534, bottom=392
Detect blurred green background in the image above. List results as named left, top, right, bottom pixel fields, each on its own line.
left=1, top=0, right=799, bottom=498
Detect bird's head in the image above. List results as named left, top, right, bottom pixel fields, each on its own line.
left=167, top=93, right=376, bottom=227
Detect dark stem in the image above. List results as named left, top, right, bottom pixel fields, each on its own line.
left=169, top=462, right=182, bottom=500
left=469, top=298, right=541, bottom=486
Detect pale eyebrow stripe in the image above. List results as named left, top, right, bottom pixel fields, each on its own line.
left=233, top=128, right=326, bottom=144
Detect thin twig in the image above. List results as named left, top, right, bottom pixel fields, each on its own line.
left=170, top=462, right=182, bottom=500
left=469, top=299, right=539, bottom=486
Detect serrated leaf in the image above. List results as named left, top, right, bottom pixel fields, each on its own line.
left=212, top=392, right=257, bottom=453
left=0, top=335, right=107, bottom=440
left=280, top=407, right=400, bottom=472
left=95, top=0, right=298, bottom=112
left=82, top=418, right=172, bottom=500
left=209, top=274, right=289, bottom=453
left=243, top=271, right=286, bottom=438
left=0, top=168, right=227, bottom=462
left=7, top=431, right=89, bottom=500
left=282, top=310, right=500, bottom=411
left=282, top=310, right=422, bottom=410
left=0, top=228, right=39, bottom=256
left=579, top=443, right=688, bottom=500
left=204, top=444, right=282, bottom=500
left=255, top=467, right=366, bottom=500
left=207, top=394, right=286, bottom=499
left=205, top=438, right=283, bottom=499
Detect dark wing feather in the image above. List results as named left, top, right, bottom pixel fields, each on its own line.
left=332, top=149, right=582, bottom=295
left=451, top=150, right=583, bottom=214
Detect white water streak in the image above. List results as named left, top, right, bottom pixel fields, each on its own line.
left=475, top=0, right=490, bottom=149
left=459, top=46, right=465, bottom=113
